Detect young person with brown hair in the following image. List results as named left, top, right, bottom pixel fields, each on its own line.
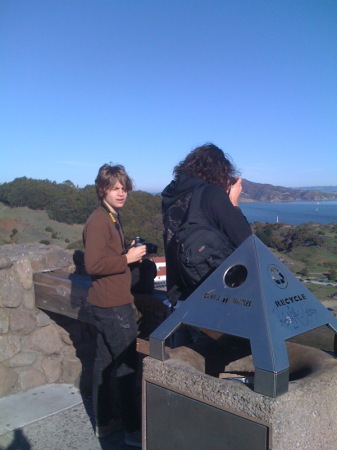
left=83, top=164, right=145, bottom=447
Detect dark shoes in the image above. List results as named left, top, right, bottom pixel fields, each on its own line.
left=95, top=417, right=124, bottom=438
left=95, top=419, right=142, bottom=447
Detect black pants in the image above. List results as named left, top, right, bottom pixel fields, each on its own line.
left=92, top=303, right=141, bottom=432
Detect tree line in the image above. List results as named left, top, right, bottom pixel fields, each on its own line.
left=0, top=178, right=98, bottom=223
left=0, top=177, right=163, bottom=253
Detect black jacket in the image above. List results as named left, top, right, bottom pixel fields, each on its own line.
left=162, top=174, right=252, bottom=301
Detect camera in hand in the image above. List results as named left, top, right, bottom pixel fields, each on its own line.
left=132, top=236, right=158, bottom=254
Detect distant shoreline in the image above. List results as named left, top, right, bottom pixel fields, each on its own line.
left=240, top=199, right=337, bottom=204
left=240, top=200, right=337, bottom=226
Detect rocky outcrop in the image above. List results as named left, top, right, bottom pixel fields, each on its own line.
left=0, top=244, right=95, bottom=397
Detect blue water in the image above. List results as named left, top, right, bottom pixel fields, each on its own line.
left=239, top=200, right=337, bottom=225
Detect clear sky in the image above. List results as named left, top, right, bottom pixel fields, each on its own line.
left=1, top=0, right=336, bottom=193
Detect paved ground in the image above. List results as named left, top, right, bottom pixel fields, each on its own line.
left=0, top=385, right=137, bottom=450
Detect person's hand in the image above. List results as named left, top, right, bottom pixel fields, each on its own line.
left=228, top=177, right=242, bottom=207
left=126, top=243, right=147, bottom=264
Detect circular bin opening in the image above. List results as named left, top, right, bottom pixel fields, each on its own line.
left=224, top=264, right=248, bottom=288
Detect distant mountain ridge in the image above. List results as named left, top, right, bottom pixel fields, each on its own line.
left=241, top=180, right=337, bottom=202
left=294, top=186, right=337, bottom=195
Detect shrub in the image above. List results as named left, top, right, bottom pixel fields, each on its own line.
left=66, top=240, right=84, bottom=251
left=39, top=240, right=50, bottom=245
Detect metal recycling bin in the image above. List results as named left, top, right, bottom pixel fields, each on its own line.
left=143, top=235, right=337, bottom=449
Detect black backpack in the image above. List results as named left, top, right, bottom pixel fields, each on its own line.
left=168, top=184, right=235, bottom=291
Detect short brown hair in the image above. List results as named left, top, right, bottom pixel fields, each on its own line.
left=95, top=164, right=133, bottom=201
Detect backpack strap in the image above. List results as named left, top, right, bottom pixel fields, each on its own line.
left=166, top=183, right=209, bottom=304
left=185, top=183, right=208, bottom=224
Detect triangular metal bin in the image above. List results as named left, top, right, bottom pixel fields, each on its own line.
left=149, top=235, right=337, bottom=397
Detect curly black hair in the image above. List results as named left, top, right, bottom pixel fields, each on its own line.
left=173, top=143, right=237, bottom=191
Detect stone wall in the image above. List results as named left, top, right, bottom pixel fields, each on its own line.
left=0, top=244, right=96, bottom=398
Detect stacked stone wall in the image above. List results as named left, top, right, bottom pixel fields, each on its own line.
left=0, top=244, right=95, bottom=398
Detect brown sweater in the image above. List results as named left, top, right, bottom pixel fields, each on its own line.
left=83, top=206, right=133, bottom=308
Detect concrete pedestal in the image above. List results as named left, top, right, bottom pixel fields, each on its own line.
left=142, top=343, right=337, bottom=450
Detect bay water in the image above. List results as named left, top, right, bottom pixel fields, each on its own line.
left=239, top=200, right=337, bottom=225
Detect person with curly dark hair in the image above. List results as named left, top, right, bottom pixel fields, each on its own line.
left=162, top=143, right=252, bottom=305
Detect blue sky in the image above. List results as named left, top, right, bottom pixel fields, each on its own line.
left=1, top=0, right=336, bottom=193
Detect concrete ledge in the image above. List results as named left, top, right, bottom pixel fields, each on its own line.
left=143, top=343, right=337, bottom=449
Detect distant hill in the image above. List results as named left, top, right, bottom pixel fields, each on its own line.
left=295, top=186, right=337, bottom=195
left=0, top=203, right=83, bottom=250
left=241, top=180, right=337, bottom=202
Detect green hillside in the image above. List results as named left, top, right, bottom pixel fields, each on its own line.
left=0, top=203, right=83, bottom=249
left=252, top=221, right=337, bottom=302
left=1, top=201, right=336, bottom=304
left=0, top=193, right=164, bottom=254
left=0, top=178, right=163, bottom=253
